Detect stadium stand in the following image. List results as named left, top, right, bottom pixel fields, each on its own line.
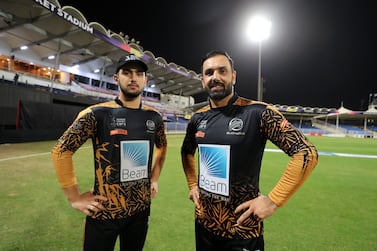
left=1, top=0, right=376, bottom=143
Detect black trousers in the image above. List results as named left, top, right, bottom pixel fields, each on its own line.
left=195, top=220, right=264, bottom=251
left=83, top=209, right=150, bottom=251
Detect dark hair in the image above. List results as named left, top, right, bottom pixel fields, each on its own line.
left=201, top=50, right=234, bottom=72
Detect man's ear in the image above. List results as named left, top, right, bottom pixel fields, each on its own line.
left=201, top=80, right=206, bottom=88
left=200, top=74, right=205, bottom=88
left=113, top=74, right=119, bottom=82
left=232, top=70, right=237, bottom=85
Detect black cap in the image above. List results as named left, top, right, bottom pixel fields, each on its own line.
left=115, top=54, right=148, bottom=73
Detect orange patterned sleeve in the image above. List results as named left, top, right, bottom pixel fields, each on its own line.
left=268, top=148, right=318, bottom=206
left=262, top=105, right=319, bottom=207
left=51, top=148, right=77, bottom=188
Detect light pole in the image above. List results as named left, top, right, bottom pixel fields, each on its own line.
left=247, top=16, right=271, bottom=101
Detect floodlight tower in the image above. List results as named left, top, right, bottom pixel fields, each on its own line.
left=247, top=16, right=271, bottom=101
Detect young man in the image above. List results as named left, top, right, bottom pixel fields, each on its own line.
left=181, top=50, right=318, bottom=251
left=52, top=54, right=167, bottom=251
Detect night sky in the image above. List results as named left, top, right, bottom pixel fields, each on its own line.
left=59, top=0, right=376, bottom=110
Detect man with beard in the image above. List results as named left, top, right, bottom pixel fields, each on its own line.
left=52, top=54, right=167, bottom=251
left=181, top=50, right=318, bottom=251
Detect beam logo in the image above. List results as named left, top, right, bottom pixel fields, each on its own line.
left=198, top=144, right=230, bottom=196
left=120, top=140, right=149, bottom=182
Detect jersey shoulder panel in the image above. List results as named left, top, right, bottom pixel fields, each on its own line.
left=233, top=97, right=273, bottom=109
left=141, top=104, right=161, bottom=114
left=196, top=104, right=211, bottom=113
left=233, top=96, right=254, bottom=106
left=265, top=103, right=284, bottom=115
left=77, top=100, right=120, bottom=116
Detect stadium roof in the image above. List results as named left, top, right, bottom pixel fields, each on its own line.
left=313, top=105, right=377, bottom=121
left=0, top=0, right=204, bottom=97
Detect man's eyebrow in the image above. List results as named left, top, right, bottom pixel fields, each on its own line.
left=205, top=66, right=227, bottom=71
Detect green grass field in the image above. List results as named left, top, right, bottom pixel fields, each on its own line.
left=1, top=135, right=376, bottom=251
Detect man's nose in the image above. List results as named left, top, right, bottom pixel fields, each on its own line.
left=212, top=70, right=221, bottom=81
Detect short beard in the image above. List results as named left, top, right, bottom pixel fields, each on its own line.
left=207, top=82, right=233, bottom=101
left=120, top=88, right=142, bottom=100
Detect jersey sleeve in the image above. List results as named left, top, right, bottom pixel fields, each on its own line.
left=261, top=106, right=319, bottom=206
left=155, top=115, right=168, bottom=149
left=51, top=108, right=96, bottom=188
left=181, top=116, right=199, bottom=190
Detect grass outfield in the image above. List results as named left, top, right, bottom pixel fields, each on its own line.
left=0, top=135, right=376, bottom=251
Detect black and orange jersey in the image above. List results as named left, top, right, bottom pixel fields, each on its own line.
left=181, top=93, right=318, bottom=239
left=52, top=97, right=167, bottom=220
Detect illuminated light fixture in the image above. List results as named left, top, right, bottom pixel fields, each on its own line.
left=247, top=16, right=271, bottom=41
left=20, top=45, right=28, bottom=50
left=47, top=55, right=55, bottom=60
left=247, top=15, right=271, bottom=101
left=94, top=69, right=100, bottom=73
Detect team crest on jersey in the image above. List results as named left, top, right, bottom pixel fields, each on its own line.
left=146, top=120, right=155, bottom=132
left=228, top=118, right=243, bottom=131
left=226, top=117, right=245, bottom=135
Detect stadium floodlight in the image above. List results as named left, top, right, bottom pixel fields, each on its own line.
left=247, top=16, right=271, bottom=101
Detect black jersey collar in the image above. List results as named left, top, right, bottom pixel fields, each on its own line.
left=229, top=92, right=239, bottom=105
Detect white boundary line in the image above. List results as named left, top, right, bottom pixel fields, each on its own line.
left=0, top=152, right=49, bottom=162
left=265, top=149, right=377, bottom=159
left=0, top=146, right=92, bottom=162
